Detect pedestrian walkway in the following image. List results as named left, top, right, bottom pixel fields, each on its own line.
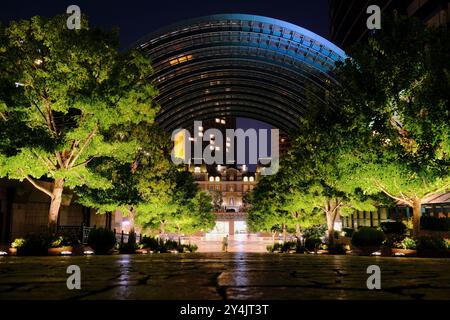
left=1, top=254, right=449, bottom=300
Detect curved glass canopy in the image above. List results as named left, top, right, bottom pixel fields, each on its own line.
left=136, top=14, right=346, bottom=132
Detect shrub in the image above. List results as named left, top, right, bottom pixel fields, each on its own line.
left=416, top=236, right=448, bottom=257
left=303, top=225, right=326, bottom=239
left=119, top=231, right=137, bottom=254
left=351, top=227, right=385, bottom=248
left=327, top=242, right=347, bottom=255
left=181, top=244, right=198, bottom=253
left=380, top=221, right=407, bottom=235
left=87, top=228, right=116, bottom=254
left=420, top=216, right=450, bottom=231
left=342, top=228, right=354, bottom=238
left=16, top=234, right=49, bottom=256
left=398, top=237, right=417, bottom=250
left=267, top=242, right=299, bottom=253
left=304, top=238, right=322, bottom=251
left=140, top=236, right=160, bottom=251
left=163, top=239, right=179, bottom=252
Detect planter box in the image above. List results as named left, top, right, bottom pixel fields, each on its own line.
left=352, top=246, right=380, bottom=256
left=381, top=246, right=392, bottom=257
left=48, top=247, right=73, bottom=256
left=392, top=249, right=417, bottom=257
left=8, top=248, right=17, bottom=256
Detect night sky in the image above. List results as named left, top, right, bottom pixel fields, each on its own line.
left=0, top=0, right=330, bottom=48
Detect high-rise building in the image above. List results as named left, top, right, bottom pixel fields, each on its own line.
left=329, top=0, right=450, bottom=49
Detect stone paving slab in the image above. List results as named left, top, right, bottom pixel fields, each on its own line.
left=0, top=253, right=449, bottom=300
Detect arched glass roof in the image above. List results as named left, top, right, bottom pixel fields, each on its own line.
left=136, top=14, right=346, bottom=132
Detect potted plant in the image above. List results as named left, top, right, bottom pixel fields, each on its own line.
left=15, top=234, right=49, bottom=256
left=392, top=237, right=417, bottom=256
left=47, top=234, right=81, bottom=256
left=351, top=227, right=385, bottom=256
left=9, top=238, right=25, bottom=255
left=48, top=236, right=69, bottom=256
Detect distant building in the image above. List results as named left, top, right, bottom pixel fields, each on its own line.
left=329, top=0, right=450, bottom=49
left=190, top=162, right=259, bottom=236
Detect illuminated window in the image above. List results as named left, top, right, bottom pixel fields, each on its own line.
left=209, top=176, right=214, bottom=182
left=194, top=167, right=201, bottom=173
left=169, top=54, right=193, bottom=66
left=243, top=176, right=248, bottom=182
left=249, top=176, right=254, bottom=182
left=215, top=176, right=220, bottom=182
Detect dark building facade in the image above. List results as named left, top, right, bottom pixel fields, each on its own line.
left=329, top=0, right=450, bottom=49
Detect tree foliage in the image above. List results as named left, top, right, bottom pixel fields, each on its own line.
left=0, top=15, right=158, bottom=230
left=332, top=15, right=450, bottom=235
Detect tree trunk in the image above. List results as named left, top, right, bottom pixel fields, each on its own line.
left=326, top=200, right=339, bottom=244
left=282, top=223, right=287, bottom=242
left=48, top=178, right=64, bottom=233
left=295, top=223, right=301, bottom=239
left=128, top=208, right=136, bottom=233
left=412, top=198, right=422, bottom=237
left=160, top=221, right=166, bottom=238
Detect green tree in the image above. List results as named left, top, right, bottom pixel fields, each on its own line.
left=0, top=15, right=157, bottom=231
left=76, top=124, right=173, bottom=232
left=136, top=170, right=215, bottom=236
left=247, top=168, right=325, bottom=242
left=333, top=15, right=450, bottom=236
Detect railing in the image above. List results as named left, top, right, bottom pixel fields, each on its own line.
left=12, top=225, right=141, bottom=245
left=113, top=229, right=142, bottom=245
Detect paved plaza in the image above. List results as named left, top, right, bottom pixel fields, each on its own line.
left=0, top=253, right=449, bottom=300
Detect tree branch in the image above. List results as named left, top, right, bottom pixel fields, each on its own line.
left=374, top=180, right=412, bottom=206
left=423, top=183, right=450, bottom=200
left=25, top=175, right=54, bottom=199
left=69, top=125, right=98, bottom=168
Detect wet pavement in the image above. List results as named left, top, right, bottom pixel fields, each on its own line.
left=0, top=253, right=449, bottom=300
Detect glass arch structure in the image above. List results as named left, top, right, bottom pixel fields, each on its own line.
left=136, top=14, right=346, bottom=132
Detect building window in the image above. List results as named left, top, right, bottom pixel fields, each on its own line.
left=243, top=176, right=248, bottom=182
left=249, top=176, right=254, bottom=182
left=215, top=185, right=220, bottom=191
left=215, top=176, right=220, bottom=182
left=209, top=176, right=214, bottom=182
left=194, top=167, right=200, bottom=173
